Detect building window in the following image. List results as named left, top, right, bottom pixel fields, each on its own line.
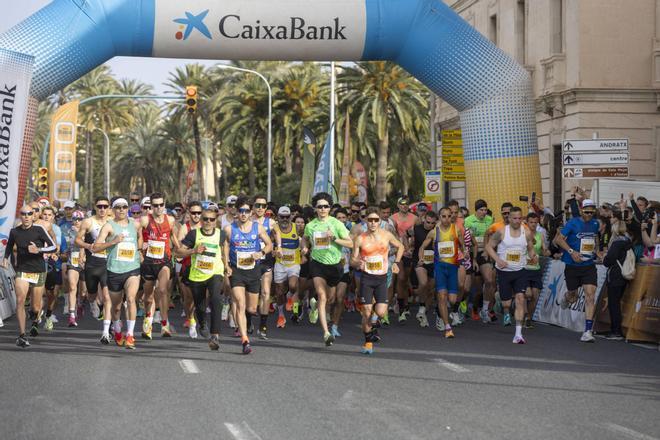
left=489, top=14, right=498, bottom=45
left=516, top=0, right=526, bottom=64
left=551, top=0, right=564, bottom=54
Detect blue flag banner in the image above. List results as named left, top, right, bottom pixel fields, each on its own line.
left=313, top=127, right=334, bottom=196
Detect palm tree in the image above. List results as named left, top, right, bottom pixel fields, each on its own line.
left=338, top=62, right=429, bottom=201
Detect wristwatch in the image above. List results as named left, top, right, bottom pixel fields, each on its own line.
left=568, top=249, right=574, bottom=254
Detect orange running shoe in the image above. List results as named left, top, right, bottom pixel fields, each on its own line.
left=183, top=319, right=190, bottom=329
left=286, top=297, right=294, bottom=312
left=125, top=335, right=136, bottom=350
left=114, top=332, right=125, bottom=347
left=471, top=310, right=480, bottom=321
left=277, top=315, right=286, bottom=328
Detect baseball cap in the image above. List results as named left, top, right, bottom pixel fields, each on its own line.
left=130, top=203, right=141, bottom=214
left=226, top=195, right=238, bottom=204
left=72, top=210, right=85, bottom=219
left=582, top=199, right=597, bottom=209
left=278, top=206, right=291, bottom=216
left=397, top=196, right=409, bottom=205
left=63, top=200, right=75, bottom=209
left=141, top=196, right=151, bottom=207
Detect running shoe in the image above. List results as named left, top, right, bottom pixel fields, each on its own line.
left=382, top=312, right=390, bottom=326
left=290, top=314, right=300, bottom=324
left=604, top=332, right=624, bottom=341
left=471, top=309, right=480, bottom=321
left=309, top=298, right=318, bottom=324
left=125, top=335, right=136, bottom=350
left=493, top=297, right=502, bottom=315
left=189, top=321, right=198, bottom=339
left=292, top=301, right=300, bottom=315
left=233, top=328, right=241, bottom=338
left=258, top=326, right=268, bottom=340
left=76, top=304, right=84, bottom=319
left=512, top=335, right=526, bottom=344
left=180, top=309, right=187, bottom=318
left=205, top=306, right=211, bottom=314
left=198, top=324, right=208, bottom=338
left=503, top=313, right=512, bottom=327
left=398, top=310, right=408, bottom=324
left=29, top=323, right=39, bottom=337
left=324, top=331, right=334, bottom=346
left=90, top=302, right=100, bottom=319
left=435, top=316, right=444, bottom=331
left=361, top=342, right=373, bottom=355
left=67, top=315, right=78, bottom=327
left=277, top=315, right=286, bottom=329
left=445, top=329, right=455, bottom=339
left=489, top=311, right=498, bottom=323
left=524, top=318, right=534, bottom=329
left=242, top=340, right=252, bottom=355
left=142, top=319, right=152, bottom=339
left=50, top=314, right=59, bottom=324
left=183, top=319, right=190, bottom=329
left=459, top=300, right=468, bottom=315
left=366, top=329, right=381, bottom=343
left=16, top=335, right=30, bottom=348
left=580, top=330, right=595, bottom=343
left=560, top=295, right=574, bottom=310
left=45, top=316, right=54, bottom=331
left=480, top=309, right=490, bottom=324
left=208, top=335, right=220, bottom=351
left=229, top=315, right=236, bottom=328
left=115, top=332, right=125, bottom=347
left=450, top=312, right=461, bottom=327
left=330, top=324, right=341, bottom=338
left=247, top=323, right=254, bottom=335
left=286, top=296, right=294, bottom=312
left=221, top=304, right=230, bottom=321
left=457, top=312, right=465, bottom=325
left=161, top=324, right=172, bottom=338
left=154, top=310, right=161, bottom=323
left=100, top=334, right=110, bottom=345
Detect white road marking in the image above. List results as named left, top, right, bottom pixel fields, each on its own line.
left=601, top=423, right=658, bottom=440
left=434, top=358, right=470, bottom=373
left=178, top=359, right=200, bottom=374
left=225, top=422, right=263, bottom=440
left=631, top=343, right=656, bottom=350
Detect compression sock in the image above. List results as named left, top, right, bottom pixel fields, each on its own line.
left=260, top=314, right=268, bottom=328
left=585, top=319, right=594, bottom=332
left=515, top=322, right=523, bottom=338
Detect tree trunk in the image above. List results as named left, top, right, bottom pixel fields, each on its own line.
left=192, top=115, right=205, bottom=200
left=212, top=141, right=220, bottom=198
left=221, top=146, right=229, bottom=197
left=177, top=156, right=185, bottom=201
left=247, top=138, right=256, bottom=195
left=284, top=151, right=293, bottom=175
left=86, top=131, right=93, bottom=206
left=375, top=129, right=389, bottom=202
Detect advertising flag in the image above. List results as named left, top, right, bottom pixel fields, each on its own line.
left=313, top=126, right=334, bottom=197
left=299, top=126, right=317, bottom=205
left=48, top=101, right=79, bottom=202
left=338, top=113, right=351, bottom=206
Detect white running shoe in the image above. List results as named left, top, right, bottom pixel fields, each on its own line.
left=205, top=307, right=211, bottom=314
left=480, top=308, right=490, bottom=324
left=435, top=316, right=444, bottom=331
left=221, top=304, right=230, bottom=321
left=512, top=335, right=526, bottom=344
left=418, top=314, right=429, bottom=328
left=154, top=310, right=161, bottom=323
left=90, top=302, right=100, bottom=319
left=450, top=312, right=461, bottom=327
left=189, top=323, right=198, bottom=339
left=580, top=330, right=595, bottom=343
left=0, top=316, right=4, bottom=328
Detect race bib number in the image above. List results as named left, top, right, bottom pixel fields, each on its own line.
left=20, top=272, right=40, bottom=284
left=117, top=242, right=136, bottom=262
left=505, top=248, right=523, bottom=264
left=146, top=240, right=166, bottom=259
left=365, top=255, right=385, bottom=275
left=579, top=238, right=595, bottom=256
left=70, top=251, right=80, bottom=268
left=195, top=254, right=215, bottom=274
left=475, top=236, right=485, bottom=247
left=423, top=250, right=434, bottom=264
left=313, top=231, right=331, bottom=250
left=437, top=241, right=455, bottom=259
left=92, top=248, right=107, bottom=259
left=237, top=251, right=256, bottom=270
left=281, top=248, right=296, bottom=265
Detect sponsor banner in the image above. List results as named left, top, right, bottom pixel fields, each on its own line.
left=313, top=126, right=334, bottom=197
left=351, top=160, right=368, bottom=203
left=299, top=127, right=316, bottom=205
left=534, top=259, right=607, bottom=332
left=0, top=49, right=34, bottom=260
left=48, top=101, right=79, bottom=203
left=0, top=265, right=17, bottom=320
left=153, top=0, right=366, bottom=61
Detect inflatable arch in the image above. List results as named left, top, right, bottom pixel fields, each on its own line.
left=1, top=0, right=541, bottom=210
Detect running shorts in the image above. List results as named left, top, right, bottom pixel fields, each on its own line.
left=496, top=269, right=528, bottom=301
left=107, top=269, right=140, bottom=293
left=273, top=263, right=300, bottom=284
left=229, top=265, right=261, bottom=293
left=359, top=273, right=388, bottom=305
left=141, top=261, right=172, bottom=281
left=434, top=262, right=459, bottom=294
left=309, top=259, right=343, bottom=288
left=564, top=264, right=597, bottom=291
left=84, top=264, right=107, bottom=294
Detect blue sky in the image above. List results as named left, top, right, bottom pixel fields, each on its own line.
left=2, top=0, right=217, bottom=94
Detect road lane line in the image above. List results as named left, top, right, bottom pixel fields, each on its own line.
left=224, top=422, right=263, bottom=440
left=602, top=423, right=658, bottom=440
left=434, top=358, right=470, bottom=373
left=178, top=359, right=200, bottom=374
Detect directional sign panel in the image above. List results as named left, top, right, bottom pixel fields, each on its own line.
left=442, top=147, right=464, bottom=156
left=442, top=156, right=465, bottom=166
left=562, top=139, right=628, bottom=152
left=563, top=167, right=629, bottom=179
left=443, top=165, right=465, bottom=174
left=562, top=152, right=628, bottom=166
left=443, top=173, right=466, bottom=182
left=442, top=139, right=463, bottom=147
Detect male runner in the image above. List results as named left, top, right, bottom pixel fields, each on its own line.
left=553, top=199, right=601, bottom=342
left=486, top=207, right=537, bottom=343
left=223, top=196, right=272, bottom=354
left=63, top=211, right=85, bottom=327
left=176, top=207, right=225, bottom=350
left=304, top=192, right=353, bottom=346
left=352, top=207, right=404, bottom=354
left=2, top=206, right=57, bottom=347
left=464, top=200, right=494, bottom=322
left=273, top=206, right=302, bottom=329
left=93, top=198, right=142, bottom=349
left=138, top=192, right=180, bottom=339
left=524, top=212, right=547, bottom=327
left=41, top=206, right=65, bottom=331
left=391, top=196, right=416, bottom=321
left=176, top=201, right=203, bottom=338
left=410, top=210, right=438, bottom=327
left=252, top=194, right=276, bottom=339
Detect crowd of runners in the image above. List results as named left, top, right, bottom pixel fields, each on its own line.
left=2, top=188, right=658, bottom=353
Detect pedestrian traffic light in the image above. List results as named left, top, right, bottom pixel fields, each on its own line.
left=37, top=167, right=49, bottom=194
left=185, top=86, right=198, bottom=114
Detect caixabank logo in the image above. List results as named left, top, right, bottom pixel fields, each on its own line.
left=173, top=10, right=213, bottom=41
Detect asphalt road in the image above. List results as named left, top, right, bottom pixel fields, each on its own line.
left=0, top=303, right=658, bottom=440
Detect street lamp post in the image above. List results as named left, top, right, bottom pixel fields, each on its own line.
left=215, top=64, right=273, bottom=201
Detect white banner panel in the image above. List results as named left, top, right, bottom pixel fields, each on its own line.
left=534, top=260, right=607, bottom=332
left=153, top=0, right=366, bottom=60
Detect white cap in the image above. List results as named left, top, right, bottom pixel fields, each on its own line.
left=112, top=198, right=129, bottom=208
left=63, top=200, right=75, bottom=209
left=226, top=195, right=238, bottom=204
left=278, top=206, right=291, bottom=216
left=582, top=199, right=596, bottom=208
left=141, top=196, right=151, bottom=207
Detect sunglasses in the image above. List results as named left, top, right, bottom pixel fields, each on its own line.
left=142, top=206, right=151, bottom=210
left=351, top=209, right=360, bottom=214
left=20, top=211, right=33, bottom=216
left=583, top=211, right=596, bottom=215
left=190, top=211, right=202, bottom=215
left=279, top=215, right=290, bottom=220
left=174, top=208, right=183, bottom=212
left=238, top=208, right=251, bottom=214
left=152, top=203, right=164, bottom=208
left=73, top=217, right=82, bottom=221
left=202, top=217, right=217, bottom=222
left=227, top=203, right=235, bottom=208
left=366, top=218, right=380, bottom=223
left=440, top=215, right=451, bottom=218
left=254, top=203, right=267, bottom=209
left=96, top=205, right=109, bottom=209
left=114, top=205, right=128, bottom=210
left=131, top=211, right=141, bottom=215
left=425, top=220, right=437, bottom=225
left=316, top=204, right=330, bottom=210
left=130, top=199, right=140, bottom=202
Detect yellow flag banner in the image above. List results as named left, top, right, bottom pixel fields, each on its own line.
left=48, top=101, right=79, bottom=202
left=338, top=112, right=351, bottom=206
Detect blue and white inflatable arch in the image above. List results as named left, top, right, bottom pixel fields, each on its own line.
left=0, top=0, right=542, bottom=207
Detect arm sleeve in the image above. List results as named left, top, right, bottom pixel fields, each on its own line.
left=569, top=198, right=580, bottom=217
left=4, top=229, right=15, bottom=259
left=38, top=226, right=57, bottom=253
left=630, top=199, right=643, bottom=221
left=181, top=229, right=197, bottom=248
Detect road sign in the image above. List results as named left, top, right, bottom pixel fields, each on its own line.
left=441, top=129, right=462, bottom=139
left=562, top=152, right=628, bottom=166
left=442, top=156, right=464, bottom=166
left=563, top=167, right=629, bottom=179
left=442, top=146, right=464, bottom=156
left=442, top=139, right=463, bottom=147
left=443, top=173, right=466, bottom=182
left=562, top=139, right=628, bottom=152
left=424, top=170, right=442, bottom=201
left=442, top=165, right=465, bottom=174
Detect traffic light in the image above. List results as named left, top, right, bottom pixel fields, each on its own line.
left=37, top=167, right=49, bottom=194
left=185, top=86, right=198, bottom=114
